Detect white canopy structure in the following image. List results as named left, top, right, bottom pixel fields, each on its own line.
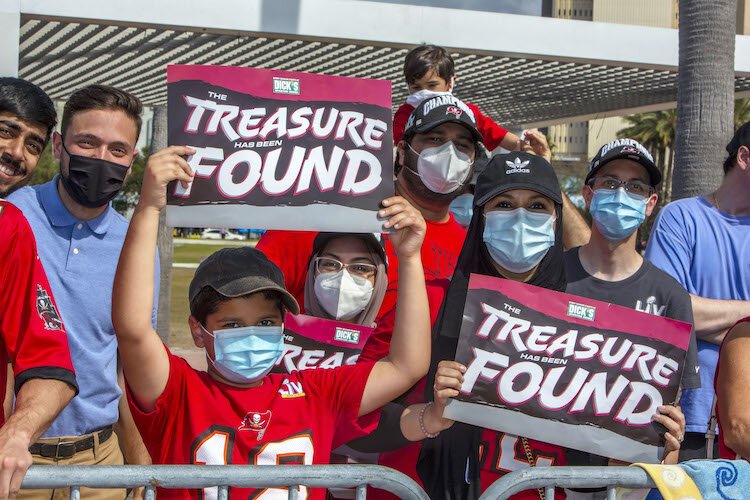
left=3, top=0, right=750, bottom=128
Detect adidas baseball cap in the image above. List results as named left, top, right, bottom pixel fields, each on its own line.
left=587, top=139, right=661, bottom=187
left=189, top=246, right=300, bottom=314
left=403, top=94, right=482, bottom=144
left=726, top=120, right=750, bottom=155
left=474, top=152, right=562, bottom=206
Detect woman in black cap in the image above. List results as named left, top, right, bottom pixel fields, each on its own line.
left=397, top=151, right=569, bottom=500
left=302, top=233, right=388, bottom=327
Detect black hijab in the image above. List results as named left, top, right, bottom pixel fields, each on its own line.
left=417, top=152, right=566, bottom=500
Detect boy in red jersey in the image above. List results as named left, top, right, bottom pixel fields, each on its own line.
left=112, top=145, right=431, bottom=499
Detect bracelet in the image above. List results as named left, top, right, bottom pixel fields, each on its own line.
left=419, top=402, right=440, bottom=439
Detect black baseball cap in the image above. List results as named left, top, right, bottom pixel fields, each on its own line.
left=403, top=94, right=482, bottom=143
left=587, top=139, right=661, bottom=187
left=727, top=120, right=750, bottom=155
left=474, top=152, right=562, bottom=206
left=189, top=246, right=299, bottom=314
left=312, top=232, right=388, bottom=269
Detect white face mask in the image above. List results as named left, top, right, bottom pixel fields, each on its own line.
left=406, top=89, right=453, bottom=108
left=314, top=270, right=374, bottom=321
left=406, top=141, right=473, bottom=194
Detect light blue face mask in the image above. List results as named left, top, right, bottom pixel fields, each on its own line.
left=449, top=193, right=474, bottom=227
left=203, top=325, right=284, bottom=384
left=589, top=188, right=647, bottom=241
left=482, top=208, right=556, bottom=274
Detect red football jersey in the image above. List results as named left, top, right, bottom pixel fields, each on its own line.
left=128, top=349, right=377, bottom=499
left=478, top=430, right=567, bottom=499
left=0, top=201, right=76, bottom=422
left=257, top=216, right=466, bottom=323
left=393, top=101, right=510, bottom=151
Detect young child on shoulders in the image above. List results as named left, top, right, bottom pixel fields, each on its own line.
left=393, top=44, right=520, bottom=151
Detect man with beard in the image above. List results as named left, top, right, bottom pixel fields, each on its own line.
left=0, top=78, right=57, bottom=196
left=8, top=85, right=158, bottom=500
left=258, top=95, right=591, bottom=320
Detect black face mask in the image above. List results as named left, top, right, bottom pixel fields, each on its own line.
left=60, top=142, right=130, bottom=208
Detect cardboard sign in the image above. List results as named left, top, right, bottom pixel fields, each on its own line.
left=273, top=313, right=374, bottom=373
left=166, top=65, right=393, bottom=231
left=443, top=274, right=692, bottom=463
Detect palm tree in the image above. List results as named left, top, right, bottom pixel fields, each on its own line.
left=673, top=0, right=736, bottom=200
left=618, top=109, right=676, bottom=207
left=152, top=105, right=173, bottom=345
left=618, top=99, right=749, bottom=208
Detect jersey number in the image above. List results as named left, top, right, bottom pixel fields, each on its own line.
left=480, top=433, right=555, bottom=474
left=192, top=427, right=313, bottom=500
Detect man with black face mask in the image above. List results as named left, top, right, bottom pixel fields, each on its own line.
left=8, top=85, right=158, bottom=500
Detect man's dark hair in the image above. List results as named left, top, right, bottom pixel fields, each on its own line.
left=723, top=153, right=737, bottom=174
left=190, top=287, right=285, bottom=325
left=0, top=77, right=56, bottom=142
left=61, top=84, right=142, bottom=140
left=404, top=44, right=455, bottom=85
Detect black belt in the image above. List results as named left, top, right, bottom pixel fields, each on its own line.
left=29, top=426, right=113, bottom=459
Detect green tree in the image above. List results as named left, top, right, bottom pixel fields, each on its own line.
left=112, top=146, right=149, bottom=215
left=618, top=99, right=750, bottom=210
left=27, top=144, right=58, bottom=186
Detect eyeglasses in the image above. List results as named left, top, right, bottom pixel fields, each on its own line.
left=314, top=257, right=377, bottom=279
left=588, top=176, right=654, bottom=198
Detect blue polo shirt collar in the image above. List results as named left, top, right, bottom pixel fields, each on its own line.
left=41, top=176, right=115, bottom=235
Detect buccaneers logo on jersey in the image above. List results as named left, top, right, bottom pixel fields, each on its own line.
left=239, top=410, right=271, bottom=439
left=36, top=285, right=63, bottom=331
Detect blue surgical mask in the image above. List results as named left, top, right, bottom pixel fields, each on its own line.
left=203, top=325, right=284, bottom=384
left=589, top=188, right=647, bottom=241
left=483, top=208, right=556, bottom=273
left=449, top=193, right=474, bottom=227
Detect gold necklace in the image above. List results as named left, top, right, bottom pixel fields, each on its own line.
left=712, top=192, right=721, bottom=211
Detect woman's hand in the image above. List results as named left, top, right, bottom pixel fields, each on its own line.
left=427, top=360, right=467, bottom=432
left=380, top=196, right=426, bottom=259
left=654, top=404, right=685, bottom=464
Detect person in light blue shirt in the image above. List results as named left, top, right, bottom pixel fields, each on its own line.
left=8, top=84, right=158, bottom=500
left=645, top=120, right=750, bottom=461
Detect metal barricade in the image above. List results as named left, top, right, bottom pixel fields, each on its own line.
left=479, top=466, right=657, bottom=499
left=21, top=464, right=430, bottom=500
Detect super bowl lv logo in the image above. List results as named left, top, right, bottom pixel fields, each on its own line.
left=239, top=410, right=271, bottom=439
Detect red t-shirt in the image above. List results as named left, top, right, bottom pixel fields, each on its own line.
left=256, top=216, right=467, bottom=321
left=715, top=317, right=750, bottom=460
left=128, top=349, right=377, bottom=499
left=0, top=201, right=76, bottom=422
left=393, top=101, right=510, bottom=151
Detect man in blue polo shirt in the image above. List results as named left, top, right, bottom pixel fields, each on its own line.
left=9, top=84, right=158, bottom=499
left=646, top=120, right=750, bottom=460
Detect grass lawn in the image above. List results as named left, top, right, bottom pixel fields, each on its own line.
left=169, top=267, right=196, bottom=349
left=168, top=240, right=256, bottom=348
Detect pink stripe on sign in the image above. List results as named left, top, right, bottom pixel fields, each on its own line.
left=167, top=65, right=392, bottom=108
left=468, top=273, right=692, bottom=350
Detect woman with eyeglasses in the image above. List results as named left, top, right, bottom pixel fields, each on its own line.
left=304, top=233, right=388, bottom=327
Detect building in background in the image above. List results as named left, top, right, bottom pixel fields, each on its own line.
left=542, top=0, right=746, bottom=166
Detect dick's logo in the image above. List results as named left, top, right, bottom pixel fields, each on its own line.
left=567, top=301, right=596, bottom=321
left=334, top=327, right=360, bottom=344
left=273, top=77, right=300, bottom=95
